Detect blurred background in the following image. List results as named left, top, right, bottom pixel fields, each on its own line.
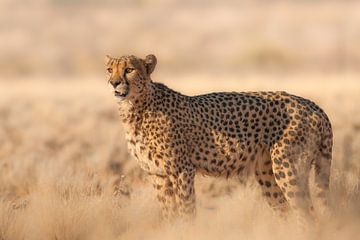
left=1, top=0, right=360, bottom=77
left=1, top=1, right=360, bottom=239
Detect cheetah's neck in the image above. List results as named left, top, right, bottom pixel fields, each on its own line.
left=117, top=82, right=185, bottom=136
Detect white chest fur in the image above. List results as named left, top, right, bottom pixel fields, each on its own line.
left=125, top=132, right=166, bottom=176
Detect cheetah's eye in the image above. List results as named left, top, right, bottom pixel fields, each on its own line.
left=107, top=68, right=113, bottom=74
left=125, top=68, right=134, bottom=74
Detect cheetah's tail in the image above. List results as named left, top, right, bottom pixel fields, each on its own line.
left=313, top=120, right=333, bottom=213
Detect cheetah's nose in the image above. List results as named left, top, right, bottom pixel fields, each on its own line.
left=111, top=80, right=121, bottom=88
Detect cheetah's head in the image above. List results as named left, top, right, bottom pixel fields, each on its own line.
left=105, top=54, right=157, bottom=101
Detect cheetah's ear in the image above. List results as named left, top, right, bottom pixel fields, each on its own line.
left=144, top=54, right=157, bottom=75
left=105, top=55, right=112, bottom=65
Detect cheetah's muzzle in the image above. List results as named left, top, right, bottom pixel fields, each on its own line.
left=113, top=83, right=129, bottom=100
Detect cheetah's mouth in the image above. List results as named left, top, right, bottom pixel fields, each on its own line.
left=114, top=90, right=129, bottom=100
left=114, top=90, right=128, bottom=97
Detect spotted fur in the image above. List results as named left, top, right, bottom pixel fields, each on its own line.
left=105, top=54, right=333, bottom=221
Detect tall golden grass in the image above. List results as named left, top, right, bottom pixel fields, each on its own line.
left=0, top=75, right=359, bottom=240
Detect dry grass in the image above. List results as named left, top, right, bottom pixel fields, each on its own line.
left=0, top=75, right=360, bottom=240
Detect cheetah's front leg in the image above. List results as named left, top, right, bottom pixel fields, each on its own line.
left=150, top=175, right=178, bottom=221
left=151, top=166, right=196, bottom=221
left=172, top=167, right=196, bottom=219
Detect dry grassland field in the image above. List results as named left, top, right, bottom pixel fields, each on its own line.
left=1, top=0, right=360, bottom=240
left=1, top=75, right=360, bottom=240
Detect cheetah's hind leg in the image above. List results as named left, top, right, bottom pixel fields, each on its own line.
left=255, top=152, right=289, bottom=214
left=271, top=143, right=315, bottom=226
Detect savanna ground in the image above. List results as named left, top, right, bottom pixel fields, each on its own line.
left=1, top=75, right=360, bottom=240
left=1, top=0, right=360, bottom=239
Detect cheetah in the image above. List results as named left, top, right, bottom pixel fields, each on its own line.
left=105, top=54, right=333, bottom=222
